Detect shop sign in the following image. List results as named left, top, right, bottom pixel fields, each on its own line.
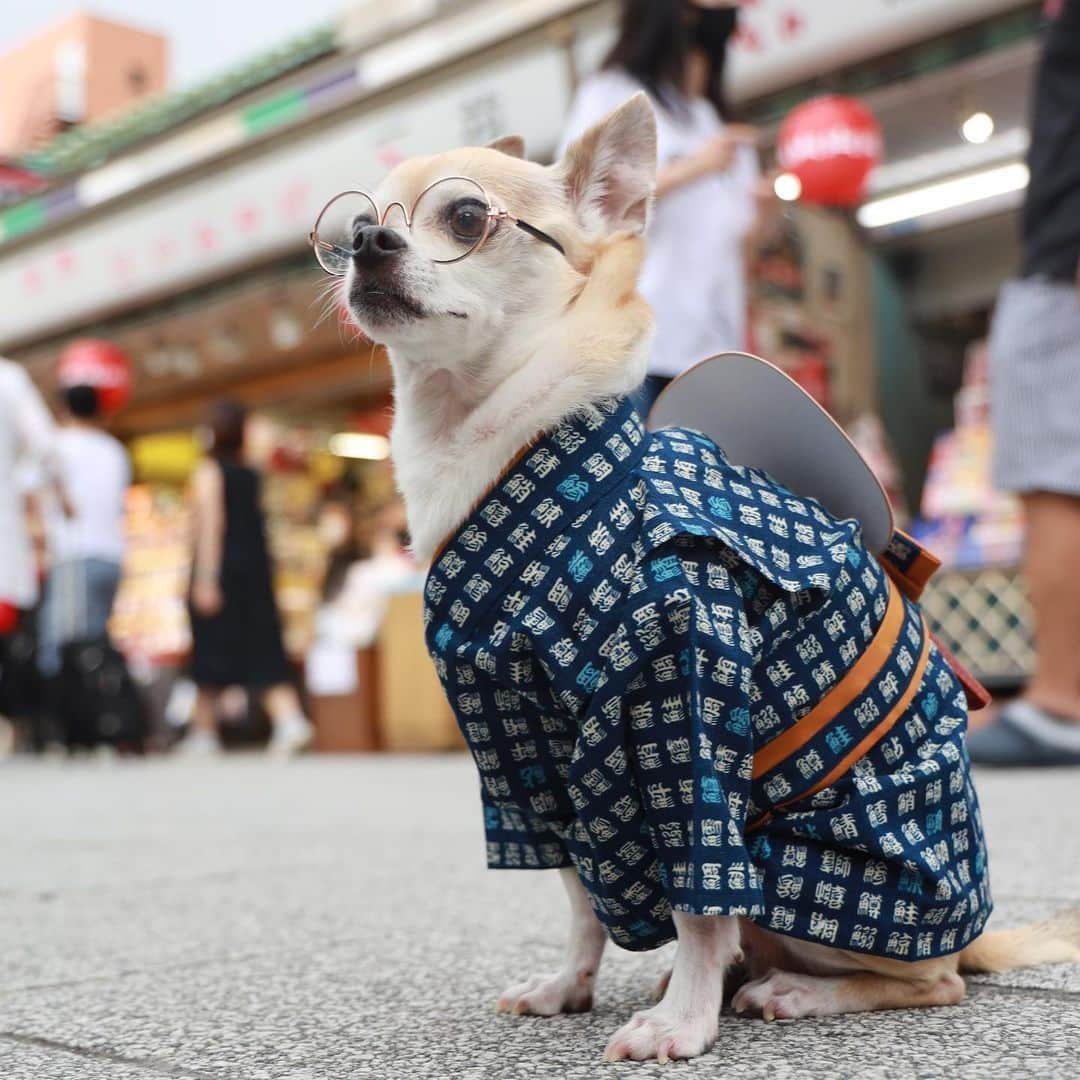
left=0, top=46, right=569, bottom=350
left=728, top=0, right=1030, bottom=98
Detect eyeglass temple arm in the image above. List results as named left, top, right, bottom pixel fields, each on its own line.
left=511, top=217, right=566, bottom=257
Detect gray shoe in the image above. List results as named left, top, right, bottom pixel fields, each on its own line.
left=967, top=701, right=1080, bottom=767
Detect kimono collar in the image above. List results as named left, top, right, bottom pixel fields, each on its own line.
left=424, top=396, right=647, bottom=630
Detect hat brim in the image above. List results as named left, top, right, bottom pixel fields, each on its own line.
left=647, top=352, right=894, bottom=554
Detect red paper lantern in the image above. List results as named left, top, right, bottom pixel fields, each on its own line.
left=57, top=339, right=133, bottom=413
left=777, top=96, right=883, bottom=208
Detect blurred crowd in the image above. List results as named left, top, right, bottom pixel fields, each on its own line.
left=1, top=0, right=1079, bottom=768
left=0, top=373, right=415, bottom=757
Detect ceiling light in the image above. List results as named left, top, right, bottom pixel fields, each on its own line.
left=774, top=172, right=802, bottom=202
left=328, top=432, right=391, bottom=460
left=269, top=310, right=302, bottom=350
left=961, top=111, right=995, bottom=145
left=857, top=161, right=1028, bottom=230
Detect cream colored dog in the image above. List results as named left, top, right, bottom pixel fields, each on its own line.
left=339, top=95, right=1080, bottom=1063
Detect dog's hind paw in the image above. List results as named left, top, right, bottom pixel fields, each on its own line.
left=495, top=969, right=594, bottom=1017
left=602, top=1003, right=717, bottom=1064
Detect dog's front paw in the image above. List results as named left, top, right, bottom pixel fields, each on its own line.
left=495, top=969, right=594, bottom=1017
left=602, top=1002, right=718, bottom=1064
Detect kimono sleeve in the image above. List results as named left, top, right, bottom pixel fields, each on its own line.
left=589, top=539, right=767, bottom=920
left=460, top=661, right=575, bottom=872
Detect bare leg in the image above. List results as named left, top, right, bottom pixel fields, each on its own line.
left=496, top=868, right=607, bottom=1016
left=260, top=683, right=305, bottom=726
left=259, top=683, right=312, bottom=755
left=192, top=687, right=219, bottom=734
left=603, top=913, right=741, bottom=1064
left=732, top=964, right=964, bottom=1020
left=1021, top=492, right=1080, bottom=721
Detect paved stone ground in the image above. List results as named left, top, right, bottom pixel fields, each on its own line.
left=0, top=754, right=1077, bottom=1079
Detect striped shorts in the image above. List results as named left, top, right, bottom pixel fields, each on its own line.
left=989, top=277, right=1080, bottom=496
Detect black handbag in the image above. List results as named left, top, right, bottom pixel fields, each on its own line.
left=0, top=611, right=41, bottom=719
left=59, top=636, right=145, bottom=749
left=52, top=559, right=145, bottom=751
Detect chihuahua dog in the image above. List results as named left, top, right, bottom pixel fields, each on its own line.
left=333, top=95, right=1080, bottom=1063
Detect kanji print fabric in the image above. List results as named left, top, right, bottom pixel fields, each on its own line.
left=423, top=396, right=991, bottom=960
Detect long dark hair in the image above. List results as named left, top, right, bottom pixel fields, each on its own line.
left=204, top=399, right=247, bottom=463
left=602, top=0, right=734, bottom=120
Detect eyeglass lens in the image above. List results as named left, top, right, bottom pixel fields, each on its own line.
left=313, top=177, right=492, bottom=273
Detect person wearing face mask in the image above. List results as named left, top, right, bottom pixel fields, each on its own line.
left=560, top=0, right=776, bottom=411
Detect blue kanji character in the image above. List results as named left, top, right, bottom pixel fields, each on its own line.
left=708, top=496, right=733, bottom=520
left=576, top=663, right=602, bottom=692
left=700, top=776, right=723, bottom=804
left=567, top=549, right=593, bottom=582
left=557, top=474, right=590, bottom=502
left=926, top=809, right=943, bottom=836
left=651, top=554, right=682, bottom=582
left=749, top=835, right=772, bottom=861
left=519, top=764, right=546, bottom=790
left=435, top=623, right=453, bottom=650
left=484, top=805, right=501, bottom=831
left=846, top=547, right=862, bottom=568
left=825, top=726, right=854, bottom=754
left=924, top=693, right=939, bottom=720
left=899, top=867, right=925, bottom=896
left=725, top=707, right=750, bottom=737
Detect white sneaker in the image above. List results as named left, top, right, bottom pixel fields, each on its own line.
left=174, top=729, right=223, bottom=758
left=267, top=715, right=314, bottom=758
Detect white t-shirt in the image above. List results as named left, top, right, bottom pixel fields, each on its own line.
left=0, top=359, right=60, bottom=607
left=560, top=71, right=759, bottom=379
left=51, top=427, right=131, bottom=564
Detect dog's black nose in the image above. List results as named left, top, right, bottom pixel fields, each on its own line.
left=352, top=225, right=406, bottom=266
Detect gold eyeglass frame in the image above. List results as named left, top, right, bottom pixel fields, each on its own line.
left=308, top=175, right=566, bottom=273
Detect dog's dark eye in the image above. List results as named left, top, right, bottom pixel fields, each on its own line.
left=447, top=200, right=487, bottom=241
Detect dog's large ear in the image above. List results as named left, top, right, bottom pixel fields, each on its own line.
left=487, top=134, right=525, bottom=159
left=560, top=92, right=657, bottom=235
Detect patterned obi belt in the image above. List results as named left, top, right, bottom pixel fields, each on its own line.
left=746, top=531, right=985, bottom=831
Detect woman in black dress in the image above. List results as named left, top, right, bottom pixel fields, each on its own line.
left=180, top=400, right=312, bottom=756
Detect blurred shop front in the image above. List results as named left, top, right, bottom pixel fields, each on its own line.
left=729, top=0, right=1044, bottom=689
left=0, top=0, right=1047, bottom=735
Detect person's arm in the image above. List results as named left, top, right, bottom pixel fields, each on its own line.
left=741, top=170, right=784, bottom=263
left=10, top=364, right=75, bottom=518
left=190, top=460, right=225, bottom=616
left=655, top=124, right=759, bottom=199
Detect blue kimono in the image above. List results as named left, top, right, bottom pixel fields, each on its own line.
left=423, top=397, right=991, bottom=960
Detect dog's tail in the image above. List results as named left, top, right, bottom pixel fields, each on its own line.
left=958, top=909, right=1080, bottom=974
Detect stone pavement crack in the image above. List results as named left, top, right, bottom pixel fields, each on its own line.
left=0, top=1031, right=222, bottom=1079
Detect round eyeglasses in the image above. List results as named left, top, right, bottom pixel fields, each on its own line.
left=308, top=175, right=566, bottom=274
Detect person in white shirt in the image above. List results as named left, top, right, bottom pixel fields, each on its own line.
left=0, top=359, right=67, bottom=619
left=38, top=384, right=131, bottom=677
left=560, top=0, right=777, bottom=411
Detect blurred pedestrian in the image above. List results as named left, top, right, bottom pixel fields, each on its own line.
left=559, top=0, right=777, bottom=412
left=179, top=400, right=312, bottom=757
left=37, top=384, right=131, bottom=681
left=0, top=358, right=67, bottom=623
left=305, top=496, right=415, bottom=697
left=0, top=358, right=68, bottom=752
left=970, top=0, right=1080, bottom=765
